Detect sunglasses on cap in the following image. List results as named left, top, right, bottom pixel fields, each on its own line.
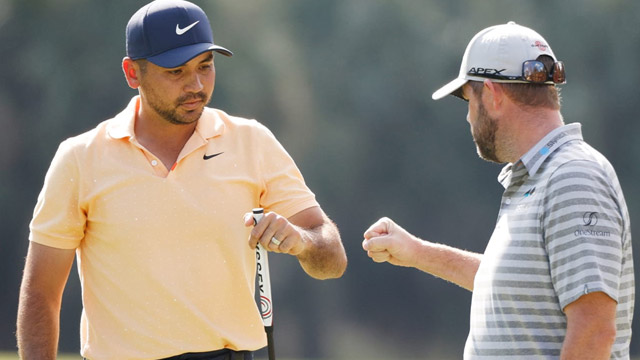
left=468, top=60, right=566, bottom=84
left=458, top=60, right=566, bottom=101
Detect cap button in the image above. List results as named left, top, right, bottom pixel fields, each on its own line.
left=507, top=21, right=516, bottom=25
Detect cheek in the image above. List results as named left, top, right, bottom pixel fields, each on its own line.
left=207, top=71, right=216, bottom=89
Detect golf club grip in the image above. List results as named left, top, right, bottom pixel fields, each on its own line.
left=252, top=209, right=274, bottom=327
left=256, top=243, right=273, bottom=327
left=252, top=208, right=276, bottom=359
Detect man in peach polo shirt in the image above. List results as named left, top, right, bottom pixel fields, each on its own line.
left=16, top=1, right=347, bottom=359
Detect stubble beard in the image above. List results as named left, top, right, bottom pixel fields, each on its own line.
left=472, top=101, right=501, bottom=163
left=147, top=90, right=211, bottom=126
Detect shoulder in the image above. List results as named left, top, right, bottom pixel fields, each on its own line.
left=206, top=108, right=267, bottom=129
left=545, top=140, right=615, bottom=182
left=204, top=107, right=279, bottom=142
left=542, top=141, right=621, bottom=206
left=53, top=121, right=109, bottom=159
left=55, top=120, right=130, bottom=172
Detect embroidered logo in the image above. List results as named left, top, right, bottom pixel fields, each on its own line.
left=582, top=212, right=598, bottom=226
left=176, top=21, right=200, bottom=35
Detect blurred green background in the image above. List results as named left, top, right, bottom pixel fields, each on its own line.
left=2, top=0, right=639, bottom=359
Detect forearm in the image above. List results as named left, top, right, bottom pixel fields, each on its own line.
left=413, top=240, right=482, bottom=291
left=296, top=220, right=347, bottom=280
left=362, top=217, right=481, bottom=290
left=17, top=242, right=75, bottom=360
left=17, top=291, right=61, bottom=360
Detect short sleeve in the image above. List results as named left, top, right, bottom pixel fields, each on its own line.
left=29, top=140, right=86, bottom=249
left=254, top=124, right=318, bottom=218
left=543, top=160, right=623, bottom=310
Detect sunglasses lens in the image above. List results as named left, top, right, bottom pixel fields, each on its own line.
left=523, top=61, right=547, bottom=83
left=553, top=61, right=566, bottom=83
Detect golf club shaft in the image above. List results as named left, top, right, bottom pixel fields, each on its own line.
left=252, top=208, right=275, bottom=360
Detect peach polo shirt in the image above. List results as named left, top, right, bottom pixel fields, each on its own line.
left=29, top=97, right=318, bottom=360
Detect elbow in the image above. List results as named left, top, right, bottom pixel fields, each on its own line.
left=311, top=254, right=348, bottom=280
left=303, top=252, right=348, bottom=280
left=327, top=254, right=348, bottom=279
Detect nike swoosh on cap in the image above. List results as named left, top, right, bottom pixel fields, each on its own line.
left=176, top=21, right=200, bottom=35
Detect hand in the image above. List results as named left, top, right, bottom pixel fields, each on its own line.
left=244, top=211, right=308, bottom=256
left=362, top=217, right=421, bottom=268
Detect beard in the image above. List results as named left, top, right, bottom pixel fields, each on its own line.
left=145, top=88, right=211, bottom=126
left=471, top=100, right=501, bottom=163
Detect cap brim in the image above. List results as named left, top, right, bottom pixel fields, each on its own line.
left=432, top=77, right=468, bottom=100
left=147, top=43, right=233, bottom=68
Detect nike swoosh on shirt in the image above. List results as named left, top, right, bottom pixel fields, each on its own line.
left=203, top=152, right=224, bottom=160
left=176, top=21, right=200, bottom=35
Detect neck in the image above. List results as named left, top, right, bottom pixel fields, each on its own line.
left=500, top=107, right=564, bottom=164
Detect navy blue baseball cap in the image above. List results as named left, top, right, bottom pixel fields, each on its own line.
left=126, top=0, right=232, bottom=68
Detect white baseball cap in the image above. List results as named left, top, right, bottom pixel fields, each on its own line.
left=432, top=21, right=561, bottom=100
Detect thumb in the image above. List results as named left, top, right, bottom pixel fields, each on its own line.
left=243, top=212, right=255, bottom=227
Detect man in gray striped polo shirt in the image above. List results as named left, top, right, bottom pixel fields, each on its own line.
left=362, top=22, right=633, bottom=359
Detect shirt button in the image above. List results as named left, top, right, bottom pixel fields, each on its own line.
left=505, top=198, right=512, bottom=204
left=151, top=160, right=158, bottom=166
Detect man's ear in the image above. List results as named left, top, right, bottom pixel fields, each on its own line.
left=122, top=57, right=141, bottom=89
left=483, top=79, right=504, bottom=111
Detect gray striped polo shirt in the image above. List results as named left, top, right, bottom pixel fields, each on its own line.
left=464, top=123, right=634, bottom=359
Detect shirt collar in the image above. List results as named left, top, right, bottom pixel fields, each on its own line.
left=106, top=96, right=226, bottom=140
left=106, top=96, right=138, bottom=139
left=520, top=123, right=583, bottom=176
left=498, top=123, right=583, bottom=188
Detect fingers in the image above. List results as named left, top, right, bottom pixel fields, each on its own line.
left=367, top=250, right=391, bottom=263
left=362, top=217, right=407, bottom=265
left=362, top=232, right=392, bottom=254
left=362, top=217, right=395, bottom=250
left=247, top=211, right=304, bottom=255
left=363, top=217, right=393, bottom=240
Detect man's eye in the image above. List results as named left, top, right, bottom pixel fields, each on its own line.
left=168, top=69, right=182, bottom=75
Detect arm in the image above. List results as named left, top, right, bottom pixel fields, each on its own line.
left=17, top=242, right=76, bottom=360
left=245, top=206, right=347, bottom=279
left=542, top=161, right=626, bottom=358
left=362, top=217, right=482, bottom=291
left=560, top=291, right=617, bottom=360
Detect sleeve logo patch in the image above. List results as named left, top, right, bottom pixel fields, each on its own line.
left=575, top=212, right=611, bottom=238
